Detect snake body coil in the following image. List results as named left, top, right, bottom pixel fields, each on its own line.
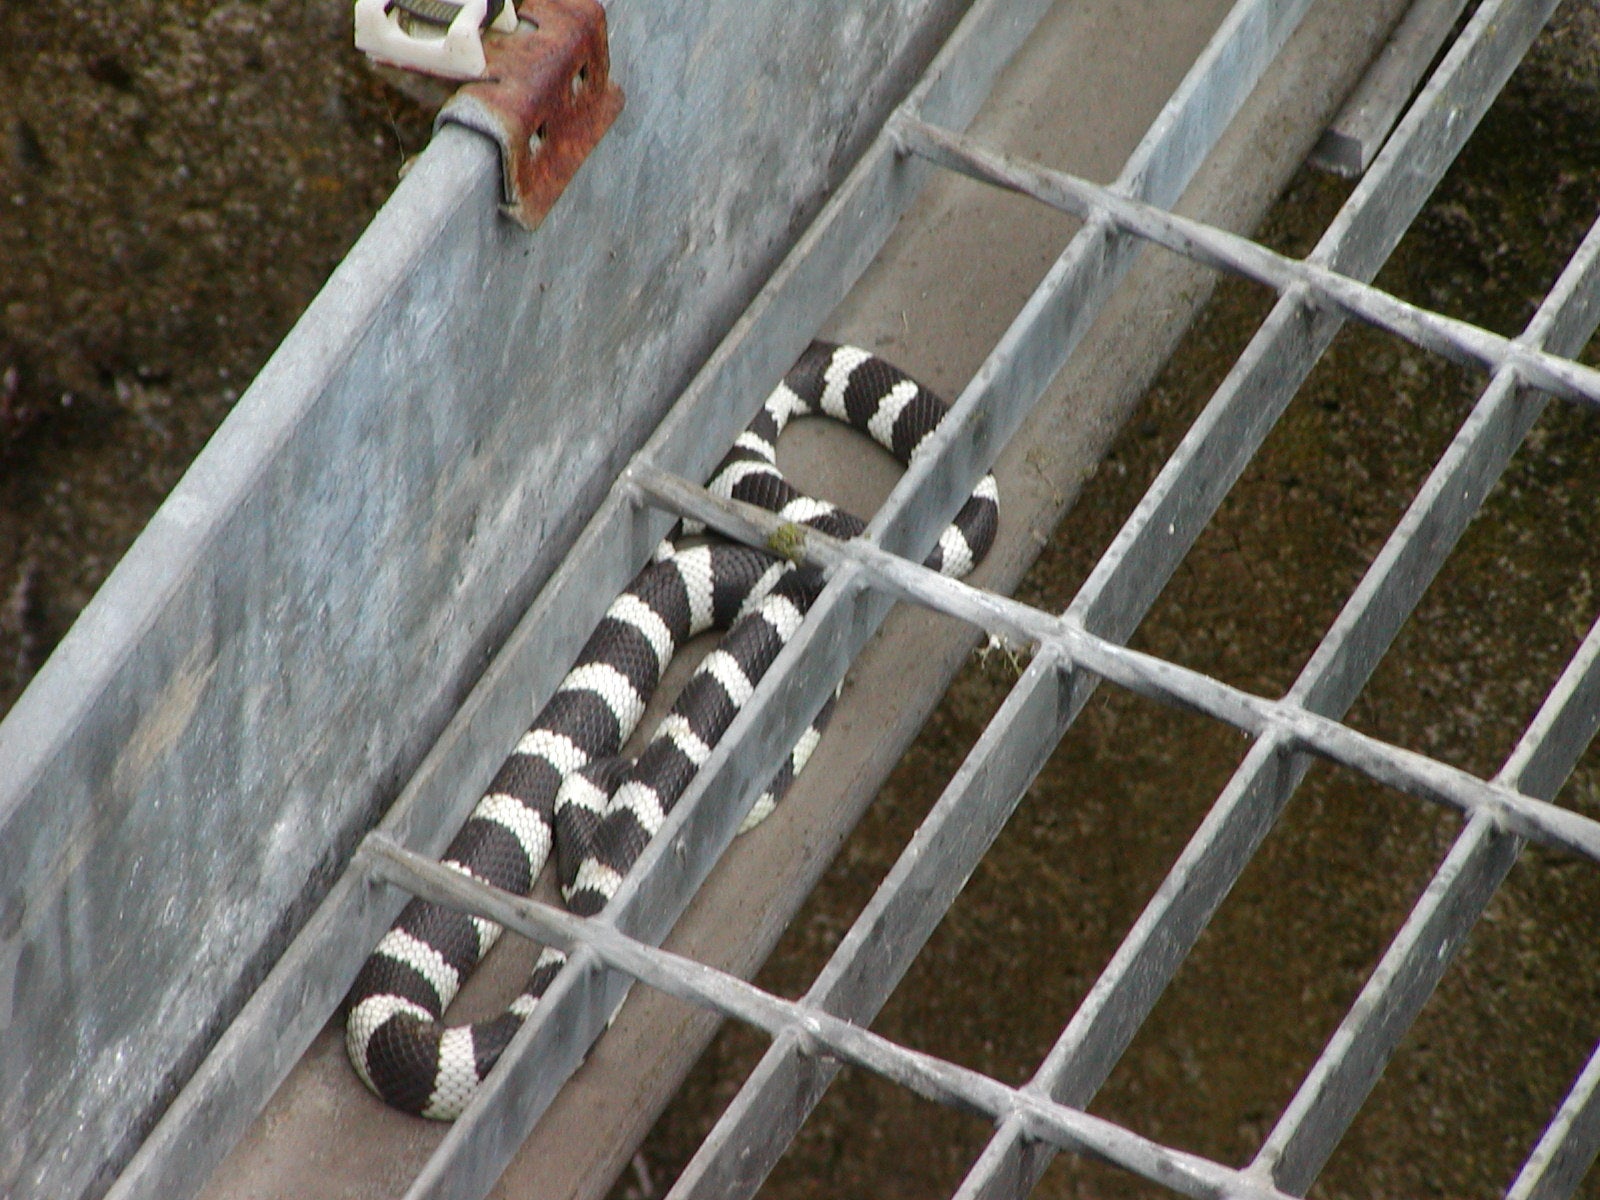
left=345, top=342, right=998, bottom=1118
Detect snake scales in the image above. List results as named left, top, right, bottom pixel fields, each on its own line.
left=345, top=341, right=998, bottom=1117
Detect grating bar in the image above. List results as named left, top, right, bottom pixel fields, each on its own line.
left=1502, top=611, right=1600, bottom=807
left=897, top=118, right=1600, bottom=412
left=1511, top=1035, right=1600, bottom=1200
left=1308, top=0, right=1469, bottom=177
left=629, top=326, right=1600, bottom=1197
left=1247, top=210, right=1600, bottom=1194
left=866, top=0, right=1321, bottom=574
left=358, top=834, right=1310, bottom=1200
left=661, top=646, right=1077, bottom=1199
left=1060, top=0, right=1562, bottom=656
left=1256, top=810, right=1522, bottom=1193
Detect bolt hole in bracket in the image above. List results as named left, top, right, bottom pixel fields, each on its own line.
left=354, top=0, right=623, bottom=229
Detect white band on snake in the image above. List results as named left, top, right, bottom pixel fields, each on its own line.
left=345, top=342, right=999, bottom=1118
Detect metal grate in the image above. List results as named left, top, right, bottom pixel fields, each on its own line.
left=111, top=0, right=1600, bottom=1197
left=379, top=0, right=1600, bottom=1194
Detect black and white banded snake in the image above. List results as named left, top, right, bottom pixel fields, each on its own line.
left=345, top=341, right=999, bottom=1118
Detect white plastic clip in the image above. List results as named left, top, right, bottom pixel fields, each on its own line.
left=353, top=0, right=519, bottom=81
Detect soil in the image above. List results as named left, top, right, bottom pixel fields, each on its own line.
left=0, top=0, right=431, bottom=711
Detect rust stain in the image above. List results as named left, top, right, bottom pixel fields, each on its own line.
left=441, top=0, right=624, bottom=230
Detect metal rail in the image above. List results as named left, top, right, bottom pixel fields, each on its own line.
left=109, top=0, right=1600, bottom=1197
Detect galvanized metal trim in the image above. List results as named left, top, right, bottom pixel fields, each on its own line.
left=107, top=445, right=669, bottom=1200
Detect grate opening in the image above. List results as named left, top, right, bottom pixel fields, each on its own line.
left=1132, top=316, right=1484, bottom=699
left=1345, top=396, right=1600, bottom=775
left=1006, top=270, right=1272, bottom=618
left=858, top=695, right=1227, bottom=1072
left=1370, top=51, right=1600, bottom=336
left=1087, top=762, right=1459, bottom=1162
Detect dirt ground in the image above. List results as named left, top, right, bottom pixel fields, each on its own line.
left=6, top=2, right=1600, bottom=1199
left=0, top=0, right=432, bottom=712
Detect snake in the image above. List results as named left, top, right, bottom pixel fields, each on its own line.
left=345, top=341, right=999, bottom=1118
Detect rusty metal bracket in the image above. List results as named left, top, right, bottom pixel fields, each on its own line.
left=435, top=0, right=624, bottom=231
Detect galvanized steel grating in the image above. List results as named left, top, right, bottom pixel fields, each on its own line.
left=333, top=1, right=1600, bottom=1198
left=373, top=0, right=1600, bottom=1197
left=104, top=0, right=1600, bottom=1198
